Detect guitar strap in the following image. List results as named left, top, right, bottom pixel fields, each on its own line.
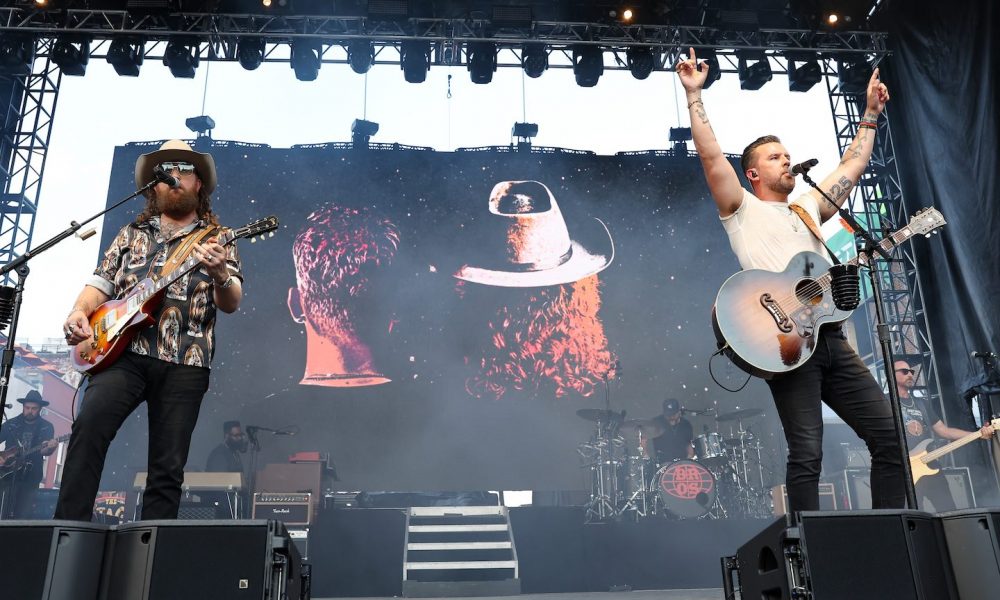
left=155, top=225, right=220, bottom=281
left=788, top=203, right=842, bottom=266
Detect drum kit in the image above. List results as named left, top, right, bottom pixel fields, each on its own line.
left=576, top=406, right=774, bottom=522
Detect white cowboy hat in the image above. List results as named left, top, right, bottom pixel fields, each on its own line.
left=134, top=139, right=217, bottom=194
left=454, top=180, right=614, bottom=287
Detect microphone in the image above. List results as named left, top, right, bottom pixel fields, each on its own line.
left=971, top=351, right=997, bottom=359
left=152, top=165, right=180, bottom=188
left=788, top=158, right=819, bottom=176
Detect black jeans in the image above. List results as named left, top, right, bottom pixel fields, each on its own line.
left=54, top=352, right=210, bottom=521
left=766, top=328, right=906, bottom=513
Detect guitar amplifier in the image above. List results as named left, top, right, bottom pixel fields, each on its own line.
left=252, top=492, right=312, bottom=525
left=772, top=483, right=837, bottom=515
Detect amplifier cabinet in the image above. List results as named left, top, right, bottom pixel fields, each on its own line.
left=772, top=483, right=837, bottom=516
left=253, top=492, right=313, bottom=525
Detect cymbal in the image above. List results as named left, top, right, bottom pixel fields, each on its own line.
left=576, top=408, right=623, bottom=424
left=618, top=418, right=656, bottom=429
left=715, top=408, right=764, bottom=422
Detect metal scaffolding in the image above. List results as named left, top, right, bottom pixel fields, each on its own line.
left=0, top=38, right=61, bottom=285
left=822, top=60, right=945, bottom=418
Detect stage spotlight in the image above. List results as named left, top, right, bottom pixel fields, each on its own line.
left=787, top=53, right=822, bottom=92
left=837, top=56, right=870, bottom=95
left=290, top=39, right=322, bottom=81
left=51, top=37, right=90, bottom=76
left=106, top=37, right=143, bottom=77
left=185, top=115, right=216, bottom=136
left=348, top=39, right=373, bottom=74
left=163, top=39, right=199, bottom=78
left=467, top=41, right=496, bottom=84
left=512, top=122, right=538, bottom=139
left=737, top=50, right=772, bottom=91
left=827, top=13, right=839, bottom=26
left=572, top=45, right=603, bottom=88
left=400, top=40, right=430, bottom=83
left=237, top=37, right=265, bottom=71
left=0, top=35, right=35, bottom=76
left=522, top=43, right=547, bottom=78
left=622, top=9, right=633, bottom=21
left=351, top=118, right=379, bottom=147
left=626, top=47, right=655, bottom=80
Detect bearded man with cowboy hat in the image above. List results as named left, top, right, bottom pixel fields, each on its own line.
left=0, top=390, right=57, bottom=518
left=56, top=140, right=244, bottom=521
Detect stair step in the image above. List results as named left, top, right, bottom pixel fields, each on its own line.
left=408, top=541, right=512, bottom=551
left=408, top=506, right=505, bottom=517
left=405, top=560, right=518, bottom=570
left=408, top=524, right=508, bottom=533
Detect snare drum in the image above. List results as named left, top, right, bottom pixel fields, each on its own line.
left=652, top=459, right=716, bottom=519
left=694, top=432, right=726, bottom=465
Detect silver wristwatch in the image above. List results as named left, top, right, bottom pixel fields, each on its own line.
left=218, top=275, right=236, bottom=289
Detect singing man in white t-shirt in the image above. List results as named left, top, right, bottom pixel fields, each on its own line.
left=676, top=47, right=905, bottom=514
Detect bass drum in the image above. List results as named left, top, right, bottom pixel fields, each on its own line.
left=652, top=459, right=717, bottom=519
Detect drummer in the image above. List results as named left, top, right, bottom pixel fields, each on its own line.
left=638, top=398, right=695, bottom=464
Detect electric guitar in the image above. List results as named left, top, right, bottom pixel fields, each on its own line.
left=0, top=433, right=71, bottom=479
left=910, top=418, right=999, bottom=483
left=712, top=208, right=946, bottom=378
left=71, top=216, right=279, bottom=375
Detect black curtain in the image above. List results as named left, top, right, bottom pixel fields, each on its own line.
left=879, top=1, right=1000, bottom=495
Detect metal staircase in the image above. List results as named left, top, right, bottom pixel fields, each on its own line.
left=402, top=505, right=520, bottom=597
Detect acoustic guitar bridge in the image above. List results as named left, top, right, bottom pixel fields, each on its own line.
left=760, top=294, right=794, bottom=333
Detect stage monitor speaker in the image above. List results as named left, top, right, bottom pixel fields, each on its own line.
left=939, top=508, right=1000, bottom=600
left=102, top=519, right=306, bottom=600
left=0, top=520, right=109, bottom=600
left=725, top=510, right=957, bottom=600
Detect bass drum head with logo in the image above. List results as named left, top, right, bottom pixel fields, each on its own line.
left=652, top=459, right=716, bottom=519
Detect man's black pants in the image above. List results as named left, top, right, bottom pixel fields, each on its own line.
left=54, top=352, right=210, bottom=521
left=766, top=328, right=907, bottom=512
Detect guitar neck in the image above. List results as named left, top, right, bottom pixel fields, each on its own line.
left=921, top=431, right=983, bottom=464
left=137, top=230, right=235, bottom=303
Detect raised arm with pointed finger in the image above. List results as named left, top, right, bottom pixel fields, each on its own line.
left=808, top=68, right=890, bottom=222
left=676, top=47, right=744, bottom=217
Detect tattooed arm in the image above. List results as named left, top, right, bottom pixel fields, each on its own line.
left=676, top=47, right=744, bottom=217
left=813, top=68, right=891, bottom=222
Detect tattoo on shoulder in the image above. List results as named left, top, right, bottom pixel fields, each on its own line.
left=828, top=176, right=853, bottom=201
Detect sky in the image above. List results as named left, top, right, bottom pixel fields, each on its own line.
left=14, top=50, right=843, bottom=346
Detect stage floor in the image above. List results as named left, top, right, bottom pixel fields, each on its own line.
left=317, top=590, right=724, bottom=600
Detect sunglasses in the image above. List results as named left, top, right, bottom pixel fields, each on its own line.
left=895, top=368, right=916, bottom=375
left=157, top=161, right=196, bottom=175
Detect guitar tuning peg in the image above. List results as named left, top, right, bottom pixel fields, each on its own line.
left=924, top=233, right=931, bottom=238
left=269, top=232, right=274, bottom=237
left=251, top=238, right=257, bottom=243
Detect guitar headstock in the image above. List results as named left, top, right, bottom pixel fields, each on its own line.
left=228, top=216, right=279, bottom=244
left=908, top=207, right=946, bottom=238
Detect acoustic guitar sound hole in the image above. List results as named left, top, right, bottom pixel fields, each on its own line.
left=794, top=279, right=823, bottom=306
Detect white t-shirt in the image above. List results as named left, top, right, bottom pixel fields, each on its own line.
left=720, top=188, right=831, bottom=272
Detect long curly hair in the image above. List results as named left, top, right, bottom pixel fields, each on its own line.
left=462, top=274, right=615, bottom=400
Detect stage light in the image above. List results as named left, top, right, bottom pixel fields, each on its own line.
left=512, top=122, right=538, bottom=139
left=185, top=115, right=216, bottom=136
left=467, top=41, right=497, bottom=84
left=572, top=45, right=603, bottom=88
left=697, top=48, right=722, bottom=90
left=237, top=37, right=265, bottom=71
left=622, top=9, right=633, bottom=21
left=106, top=37, right=142, bottom=76
left=0, top=35, right=35, bottom=76
left=837, top=56, right=870, bottom=95
left=348, top=39, right=373, bottom=74
left=737, top=50, right=772, bottom=91
left=626, top=47, right=655, bottom=80
left=163, top=39, right=199, bottom=78
left=290, top=39, right=322, bottom=81
left=51, top=37, right=89, bottom=76
left=262, top=0, right=271, bottom=6
left=827, top=13, right=839, bottom=25
left=400, top=40, right=430, bottom=83
left=351, top=118, right=379, bottom=147
left=787, top=52, right=822, bottom=92
left=522, top=43, right=547, bottom=78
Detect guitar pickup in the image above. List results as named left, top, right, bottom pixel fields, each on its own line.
left=760, top=294, right=794, bottom=333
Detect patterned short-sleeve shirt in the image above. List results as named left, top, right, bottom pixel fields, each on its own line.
left=88, top=216, right=243, bottom=369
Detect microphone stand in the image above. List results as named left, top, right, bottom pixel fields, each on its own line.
left=246, top=427, right=262, bottom=512
left=0, top=178, right=159, bottom=442
left=800, top=170, right=918, bottom=509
